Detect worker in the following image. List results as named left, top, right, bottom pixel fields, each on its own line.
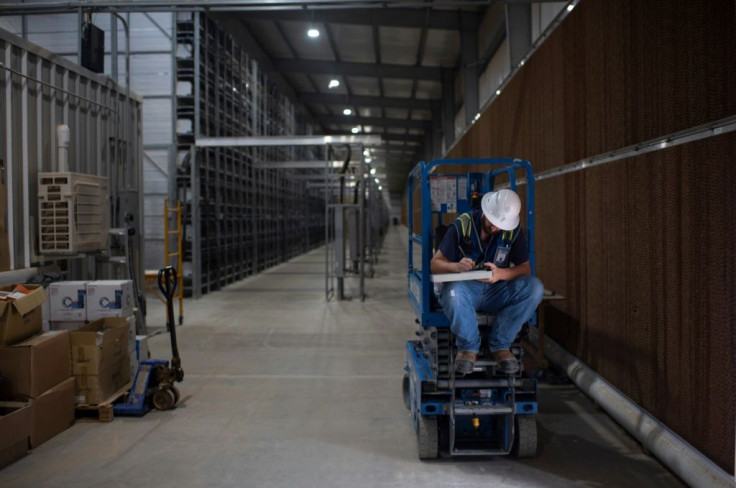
left=430, top=189, right=543, bottom=374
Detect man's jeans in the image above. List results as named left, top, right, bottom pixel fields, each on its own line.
left=438, top=276, right=544, bottom=353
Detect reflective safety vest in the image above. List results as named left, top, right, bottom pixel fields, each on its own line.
left=453, top=212, right=520, bottom=268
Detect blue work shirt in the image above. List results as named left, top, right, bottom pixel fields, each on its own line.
left=437, top=208, right=529, bottom=268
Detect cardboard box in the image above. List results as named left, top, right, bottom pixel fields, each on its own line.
left=70, top=318, right=131, bottom=404
left=48, top=281, right=89, bottom=321
left=74, top=355, right=130, bottom=405
left=69, top=318, right=129, bottom=376
left=0, top=400, right=31, bottom=469
left=50, top=321, right=86, bottom=332
left=0, top=284, right=46, bottom=345
left=86, top=280, right=133, bottom=321
left=0, top=330, right=71, bottom=399
left=30, top=377, right=74, bottom=449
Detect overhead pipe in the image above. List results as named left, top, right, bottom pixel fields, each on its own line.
left=532, top=328, right=735, bottom=488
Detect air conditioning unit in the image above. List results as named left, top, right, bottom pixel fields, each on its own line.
left=38, top=172, right=109, bottom=254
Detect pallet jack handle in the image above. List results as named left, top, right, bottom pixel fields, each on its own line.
left=158, top=266, right=184, bottom=382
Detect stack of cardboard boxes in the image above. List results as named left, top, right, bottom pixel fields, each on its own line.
left=70, top=318, right=133, bottom=405
left=48, top=280, right=140, bottom=390
left=0, top=280, right=144, bottom=469
left=0, top=284, right=74, bottom=469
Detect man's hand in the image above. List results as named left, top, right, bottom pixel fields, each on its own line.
left=482, top=262, right=506, bottom=283
left=479, top=261, right=532, bottom=283
left=456, top=258, right=475, bottom=273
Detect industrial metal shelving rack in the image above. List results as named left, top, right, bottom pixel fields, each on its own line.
left=174, top=13, right=324, bottom=297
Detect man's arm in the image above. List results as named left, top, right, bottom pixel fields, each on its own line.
left=431, top=249, right=475, bottom=274
left=483, top=260, right=531, bottom=283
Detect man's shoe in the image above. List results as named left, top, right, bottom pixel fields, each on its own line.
left=454, top=351, right=477, bottom=374
left=492, top=350, right=519, bottom=373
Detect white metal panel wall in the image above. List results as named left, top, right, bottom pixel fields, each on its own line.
left=455, top=105, right=466, bottom=140
left=15, top=12, right=174, bottom=270
left=532, top=3, right=567, bottom=42
left=479, top=38, right=510, bottom=108
left=0, top=17, right=22, bottom=35
left=451, top=3, right=566, bottom=147
left=0, top=28, right=143, bottom=282
left=142, top=148, right=168, bottom=271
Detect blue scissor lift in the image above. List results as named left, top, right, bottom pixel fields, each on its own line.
left=403, top=158, right=539, bottom=459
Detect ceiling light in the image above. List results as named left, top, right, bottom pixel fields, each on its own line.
left=370, top=168, right=376, bottom=175
left=307, top=28, right=320, bottom=38
left=566, top=3, right=575, bottom=12
left=328, top=79, right=340, bottom=89
left=378, top=186, right=382, bottom=191
left=343, top=108, right=352, bottom=115
left=496, top=89, right=501, bottom=96
left=520, top=60, right=525, bottom=67
left=374, top=178, right=379, bottom=184
left=351, top=127, right=360, bottom=134
left=473, top=113, right=481, bottom=122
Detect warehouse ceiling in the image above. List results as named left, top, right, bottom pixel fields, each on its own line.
left=227, top=5, right=492, bottom=197
left=0, top=0, right=521, bottom=197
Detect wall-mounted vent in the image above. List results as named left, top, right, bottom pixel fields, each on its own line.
left=38, top=172, right=109, bottom=254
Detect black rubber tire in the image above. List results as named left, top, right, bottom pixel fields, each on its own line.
left=402, top=374, right=411, bottom=410
left=511, top=415, right=538, bottom=458
left=171, top=385, right=181, bottom=405
left=152, top=387, right=175, bottom=411
left=417, top=415, right=439, bottom=460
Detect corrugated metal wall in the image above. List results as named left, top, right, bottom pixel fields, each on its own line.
left=446, top=0, right=736, bottom=474
left=0, top=28, right=144, bottom=281
left=0, top=13, right=175, bottom=271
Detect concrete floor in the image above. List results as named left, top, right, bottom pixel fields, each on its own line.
left=1, top=226, right=684, bottom=488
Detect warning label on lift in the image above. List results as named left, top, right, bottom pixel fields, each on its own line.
left=430, top=177, right=457, bottom=212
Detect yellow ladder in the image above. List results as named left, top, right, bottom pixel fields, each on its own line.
left=165, top=200, right=184, bottom=325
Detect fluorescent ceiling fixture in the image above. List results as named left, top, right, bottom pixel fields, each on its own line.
left=370, top=168, right=376, bottom=175
left=328, top=79, right=340, bottom=89
left=343, top=108, right=352, bottom=115
left=351, top=127, right=360, bottom=134
left=307, top=28, right=320, bottom=38
left=567, top=3, right=575, bottom=12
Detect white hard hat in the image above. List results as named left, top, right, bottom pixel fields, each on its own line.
left=481, top=189, right=521, bottom=231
